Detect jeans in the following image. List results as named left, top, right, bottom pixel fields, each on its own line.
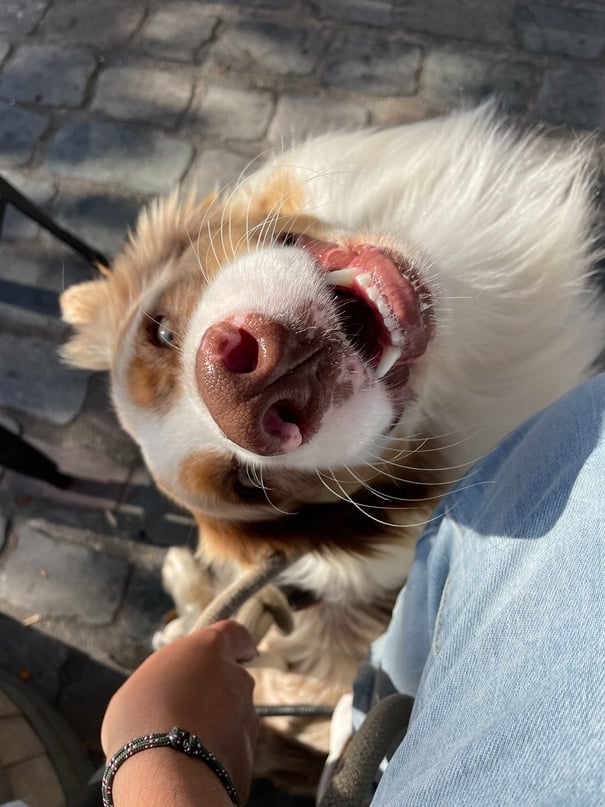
left=354, top=374, right=605, bottom=806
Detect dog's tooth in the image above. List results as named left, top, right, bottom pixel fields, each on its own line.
left=326, top=268, right=356, bottom=287
left=376, top=344, right=402, bottom=379
left=356, top=273, right=371, bottom=288
left=377, top=297, right=389, bottom=316
left=384, top=316, right=397, bottom=331
left=367, top=287, right=379, bottom=301
left=390, top=330, right=403, bottom=345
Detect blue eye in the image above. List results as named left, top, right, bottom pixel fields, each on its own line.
left=155, top=316, right=175, bottom=348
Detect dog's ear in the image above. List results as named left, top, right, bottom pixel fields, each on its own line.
left=60, top=277, right=113, bottom=370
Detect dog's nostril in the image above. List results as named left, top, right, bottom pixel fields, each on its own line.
left=222, top=327, right=259, bottom=373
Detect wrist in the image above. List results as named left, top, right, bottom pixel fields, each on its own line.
left=110, top=747, right=233, bottom=807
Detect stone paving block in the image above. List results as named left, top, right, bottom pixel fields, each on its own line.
left=0, top=614, right=68, bottom=702
left=114, top=566, right=173, bottom=667
left=6, top=754, right=65, bottom=807
left=1, top=523, right=130, bottom=625
left=0, top=689, right=20, bottom=718
left=137, top=4, right=219, bottom=61
left=39, top=0, right=145, bottom=46
left=209, top=21, right=325, bottom=76
left=0, top=102, right=48, bottom=169
left=0, top=714, right=44, bottom=765
left=323, top=35, right=422, bottom=96
left=394, top=0, right=513, bottom=46
left=421, top=49, right=535, bottom=111
left=1, top=172, right=55, bottom=242
left=269, top=93, right=370, bottom=144
left=0, top=45, right=97, bottom=108
left=44, top=121, right=193, bottom=194
left=50, top=190, right=141, bottom=258
left=316, top=0, right=393, bottom=26
left=0, top=244, right=92, bottom=297
left=0, top=39, right=9, bottom=65
left=185, top=147, right=253, bottom=199
left=0, top=0, right=47, bottom=36
left=0, top=333, right=89, bottom=424
left=57, top=652, right=125, bottom=755
left=192, top=85, right=274, bottom=141
left=92, top=65, right=193, bottom=127
left=536, top=66, right=605, bottom=131
left=513, top=4, right=605, bottom=59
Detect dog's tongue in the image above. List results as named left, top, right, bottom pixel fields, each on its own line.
left=296, top=235, right=432, bottom=364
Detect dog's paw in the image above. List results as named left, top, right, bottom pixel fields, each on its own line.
left=161, top=546, right=214, bottom=612
left=152, top=607, right=202, bottom=649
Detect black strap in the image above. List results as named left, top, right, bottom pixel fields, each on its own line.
left=0, top=175, right=110, bottom=268
left=0, top=174, right=110, bottom=484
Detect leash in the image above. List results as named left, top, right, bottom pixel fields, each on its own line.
left=194, top=552, right=414, bottom=804
left=0, top=175, right=111, bottom=484
left=0, top=175, right=110, bottom=268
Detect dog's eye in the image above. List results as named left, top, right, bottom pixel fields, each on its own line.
left=152, top=316, right=175, bottom=348
left=233, top=467, right=264, bottom=501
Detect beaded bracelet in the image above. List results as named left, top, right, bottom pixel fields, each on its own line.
left=101, top=726, right=240, bottom=806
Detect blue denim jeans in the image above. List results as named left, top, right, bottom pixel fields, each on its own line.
left=354, top=374, right=605, bottom=806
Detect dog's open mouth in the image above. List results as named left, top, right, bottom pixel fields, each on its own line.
left=291, top=234, right=434, bottom=382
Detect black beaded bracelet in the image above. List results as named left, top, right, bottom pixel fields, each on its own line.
left=101, top=726, right=240, bottom=806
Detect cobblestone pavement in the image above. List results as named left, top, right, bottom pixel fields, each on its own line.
left=0, top=0, right=604, bottom=799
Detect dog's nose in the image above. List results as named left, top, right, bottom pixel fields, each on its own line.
left=196, top=313, right=333, bottom=456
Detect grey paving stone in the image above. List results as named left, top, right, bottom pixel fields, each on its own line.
left=44, top=121, right=193, bottom=194
left=92, top=65, right=193, bottom=127
left=0, top=0, right=47, bottom=36
left=0, top=614, right=68, bottom=702
left=0, top=515, right=6, bottom=554
left=316, top=0, right=393, bottom=26
left=0, top=102, right=48, bottom=169
left=192, top=85, right=274, bottom=141
left=421, top=49, right=535, bottom=111
left=513, top=4, right=605, bottom=59
left=116, top=566, right=173, bottom=651
left=185, top=147, right=253, bottom=199
left=0, top=172, right=55, bottom=241
left=536, top=66, right=605, bottom=131
left=137, top=4, right=219, bottom=61
left=57, top=651, right=125, bottom=755
left=323, top=36, right=422, bottom=96
left=1, top=522, right=129, bottom=625
left=0, top=333, right=90, bottom=425
left=51, top=189, right=142, bottom=257
left=39, top=0, right=146, bottom=46
left=394, top=0, right=513, bottom=46
left=0, top=45, right=97, bottom=108
left=0, top=244, right=91, bottom=296
left=209, top=21, right=325, bottom=76
left=269, top=93, right=370, bottom=144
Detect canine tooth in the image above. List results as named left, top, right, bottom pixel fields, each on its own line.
left=376, top=344, right=401, bottom=379
left=326, top=268, right=356, bottom=287
left=368, top=287, right=379, bottom=301
left=356, top=273, right=371, bottom=288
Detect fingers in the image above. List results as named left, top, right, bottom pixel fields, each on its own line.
left=205, top=619, right=259, bottom=664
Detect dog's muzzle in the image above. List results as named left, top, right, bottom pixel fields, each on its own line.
left=195, top=312, right=357, bottom=456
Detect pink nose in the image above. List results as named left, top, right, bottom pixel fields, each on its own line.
left=196, top=313, right=337, bottom=456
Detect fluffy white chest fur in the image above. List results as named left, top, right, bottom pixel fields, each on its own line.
left=61, top=107, right=603, bottom=791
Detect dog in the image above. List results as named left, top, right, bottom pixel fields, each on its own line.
left=60, top=106, right=603, bottom=792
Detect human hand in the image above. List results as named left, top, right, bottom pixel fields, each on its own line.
left=101, top=620, right=260, bottom=802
